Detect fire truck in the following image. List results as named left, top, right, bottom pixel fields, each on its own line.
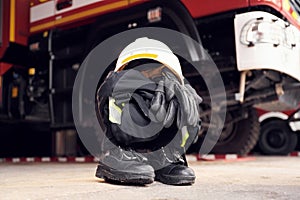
left=0, top=0, right=300, bottom=156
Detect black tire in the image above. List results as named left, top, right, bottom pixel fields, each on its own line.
left=210, top=108, right=260, bottom=155
left=258, top=119, right=298, bottom=155
left=296, top=132, right=300, bottom=150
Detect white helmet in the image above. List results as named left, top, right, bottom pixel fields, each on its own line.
left=115, top=37, right=184, bottom=83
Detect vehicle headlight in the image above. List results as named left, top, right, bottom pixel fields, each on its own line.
left=240, top=18, right=296, bottom=48
left=293, top=110, right=300, bottom=119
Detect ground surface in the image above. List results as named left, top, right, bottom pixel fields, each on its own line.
left=0, top=156, right=299, bottom=200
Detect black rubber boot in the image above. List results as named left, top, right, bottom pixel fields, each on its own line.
left=147, top=147, right=195, bottom=185
left=95, top=146, right=155, bottom=185
left=154, top=163, right=195, bottom=185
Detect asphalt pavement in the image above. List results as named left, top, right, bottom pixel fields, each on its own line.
left=0, top=156, right=299, bottom=200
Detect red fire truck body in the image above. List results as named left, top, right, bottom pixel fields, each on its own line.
left=1, top=0, right=300, bottom=155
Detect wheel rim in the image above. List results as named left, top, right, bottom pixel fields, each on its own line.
left=266, top=129, right=286, bottom=148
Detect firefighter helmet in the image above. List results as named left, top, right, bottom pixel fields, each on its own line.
left=115, top=37, right=184, bottom=83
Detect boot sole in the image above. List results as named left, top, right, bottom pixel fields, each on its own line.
left=155, top=173, right=195, bottom=185
left=96, top=163, right=154, bottom=185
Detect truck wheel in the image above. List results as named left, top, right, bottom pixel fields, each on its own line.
left=210, top=108, right=260, bottom=155
left=258, top=120, right=298, bottom=155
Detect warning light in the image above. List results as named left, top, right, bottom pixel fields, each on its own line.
left=12, top=86, right=18, bottom=98
left=29, top=68, right=36, bottom=76
left=147, top=7, right=162, bottom=23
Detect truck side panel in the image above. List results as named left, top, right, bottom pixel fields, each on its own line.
left=30, top=0, right=130, bottom=34
left=0, top=0, right=10, bottom=59
left=181, top=0, right=249, bottom=18
left=0, top=0, right=29, bottom=69
left=14, top=0, right=30, bottom=44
